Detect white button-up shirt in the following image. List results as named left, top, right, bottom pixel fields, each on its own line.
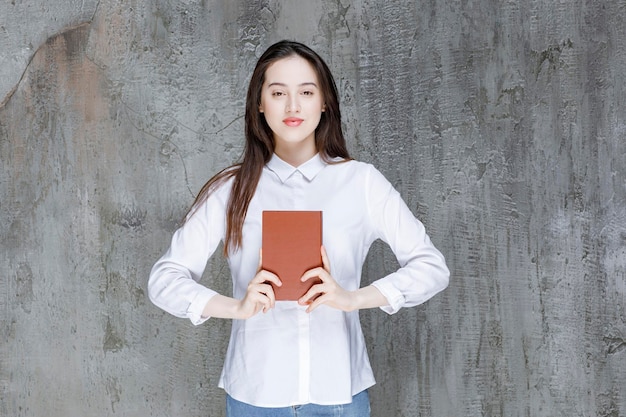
left=148, top=153, right=449, bottom=407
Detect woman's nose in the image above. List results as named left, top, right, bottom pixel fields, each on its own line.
left=286, top=96, right=300, bottom=112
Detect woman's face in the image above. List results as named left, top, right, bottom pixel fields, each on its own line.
left=259, top=55, right=325, bottom=162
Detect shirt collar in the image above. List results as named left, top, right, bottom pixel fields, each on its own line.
left=266, top=153, right=327, bottom=183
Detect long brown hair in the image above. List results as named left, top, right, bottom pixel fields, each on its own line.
left=186, top=40, right=351, bottom=255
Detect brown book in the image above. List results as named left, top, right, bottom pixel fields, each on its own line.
left=262, top=210, right=323, bottom=301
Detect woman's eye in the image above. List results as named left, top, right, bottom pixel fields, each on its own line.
left=272, top=91, right=284, bottom=97
left=302, top=90, right=314, bottom=96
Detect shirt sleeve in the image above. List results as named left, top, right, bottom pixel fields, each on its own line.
left=365, top=165, right=450, bottom=314
left=147, top=188, right=227, bottom=325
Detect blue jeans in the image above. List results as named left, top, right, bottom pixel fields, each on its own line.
left=226, top=390, right=370, bottom=417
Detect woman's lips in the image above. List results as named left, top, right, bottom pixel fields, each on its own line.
left=283, top=117, right=304, bottom=127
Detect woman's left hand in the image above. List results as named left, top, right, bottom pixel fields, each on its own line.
left=298, top=246, right=356, bottom=313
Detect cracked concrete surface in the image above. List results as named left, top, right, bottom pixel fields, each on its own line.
left=1, top=0, right=626, bottom=416
left=0, top=0, right=101, bottom=107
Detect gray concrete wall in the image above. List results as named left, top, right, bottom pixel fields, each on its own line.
left=1, top=1, right=625, bottom=416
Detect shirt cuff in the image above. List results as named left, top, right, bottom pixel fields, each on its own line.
left=187, top=288, right=218, bottom=325
left=371, top=280, right=405, bottom=315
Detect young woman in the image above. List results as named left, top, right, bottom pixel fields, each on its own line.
left=148, top=40, right=449, bottom=416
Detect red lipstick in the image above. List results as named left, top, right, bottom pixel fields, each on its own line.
left=283, top=117, right=304, bottom=127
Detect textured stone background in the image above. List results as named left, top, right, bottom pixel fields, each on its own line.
left=1, top=1, right=625, bottom=416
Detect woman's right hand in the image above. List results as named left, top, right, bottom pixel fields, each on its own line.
left=235, top=252, right=282, bottom=319
left=201, top=252, right=281, bottom=320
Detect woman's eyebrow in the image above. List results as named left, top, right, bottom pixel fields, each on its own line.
left=267, top=82, right=319, bottom=88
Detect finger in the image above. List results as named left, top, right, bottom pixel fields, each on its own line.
left=320, top=245, right=331, bottom=272
left=258, top=296, right=272, bottom=313
left=305, top=293, right=327, bottom=313
left=253, top=297, right=271, bottom=314
left=248, top=285, right=275, bottom=311
left=252, top=299, right=265, bottom=315
left=298, top=283, right=325, bottom=306
left=251, top=269, right=281, bottom=286
left=258, top=282, right=277, bottom=307
left=300, top=267, right=327, bottom=283
left=260, top=270, right=282, bottom=287
left=250, top=281, right=277, bottom=299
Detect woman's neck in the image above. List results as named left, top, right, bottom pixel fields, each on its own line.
left=273, top=140, right=317, bottom=167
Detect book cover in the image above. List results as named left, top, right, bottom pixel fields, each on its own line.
left=262, top=210, right=323, bottom=301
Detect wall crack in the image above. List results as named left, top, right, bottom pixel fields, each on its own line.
left=0, top=0, right=100, bottom=109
